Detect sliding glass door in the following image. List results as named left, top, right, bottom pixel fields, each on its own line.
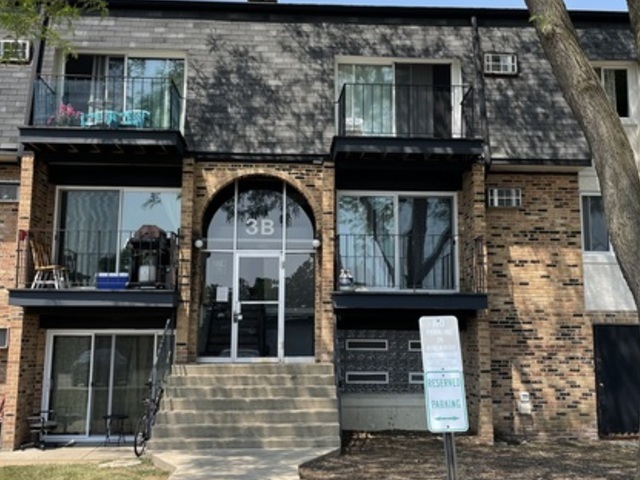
left=337, top=192, right=456, bottom=291
left=45, top=331, right=156, bottom=439
left=57, top=188, right=180, bottom=287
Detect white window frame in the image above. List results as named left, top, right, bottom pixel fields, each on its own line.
left=487, top=188, right=522, bottom=208
left=0, top=39, right=30, bottom=63
left=408, top=340, right=421, bottom=352
left=56, top=50, right=188, bottom=131
left=580, top=193, right=612, bottom=255
left=41, top=328, right=165, bottom=442
left=337, top=190, right=459, bottom=292
left=592, top=62, right=638, bottom=123
left=409, top=372, right=424, bottom=384
left=334, top=56, right=464, bottom=137
left=483, top=53, right=518, bottom=76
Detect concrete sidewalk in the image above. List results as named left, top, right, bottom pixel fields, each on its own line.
left=0, top=445, right=335, bottom=480
left=152, top=448, right=335, bottom=480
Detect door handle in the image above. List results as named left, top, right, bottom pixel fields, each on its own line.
left=233, top=312, right=243, bottom=323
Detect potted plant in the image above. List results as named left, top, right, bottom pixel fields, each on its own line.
left=47, top=103, right=82, bottom=126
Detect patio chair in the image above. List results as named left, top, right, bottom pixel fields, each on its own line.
left=21, top=410, right=57, bottom=450
left=80, top=109, right=121, bottom=128
left=121, top=109, right=150, bottom=128
left=29, top=237, right=69, bottom=289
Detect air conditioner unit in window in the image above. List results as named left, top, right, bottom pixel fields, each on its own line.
left=0, top=328, right=8, bottom=349
left=0, top=39, right=31, bottom=63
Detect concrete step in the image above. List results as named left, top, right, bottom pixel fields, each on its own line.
left=162, top=396, right=338, bottom=411
left=155, top=409, right=339, bottom=425
left=164, top=385, right=336, bottom=399
left=166, top=373, right=335, bottom=387
left=154, top=363, right=341, bottom=451
left=150, top=436, right=341, bottom=450
left=171, top=363, right=334, bottom=376
left=152, top=422, right=340, bottom=439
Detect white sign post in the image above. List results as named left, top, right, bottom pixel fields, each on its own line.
left=419, top=315, right=468, bottom=480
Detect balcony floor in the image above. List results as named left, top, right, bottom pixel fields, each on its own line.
left=19, top=126, right=186, bottom=160
left=8, top=288, right=178, bottom=309
left=331, top=136, right=484, bottom=162
left=333, top=290, right=488, bottom=311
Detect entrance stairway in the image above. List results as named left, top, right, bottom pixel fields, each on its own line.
left=150, top=363, right=341, bottom=450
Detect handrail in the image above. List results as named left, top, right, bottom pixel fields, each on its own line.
left=335, top=83, right=475, bottom=138
left=31, top=74, right=183, bottom=130
left=148, top=317, right=174, bottom=410
left=14, top=228, right=179, bottom=290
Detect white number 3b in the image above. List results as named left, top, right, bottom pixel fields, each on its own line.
left=246, top=219, right=275, bottom=236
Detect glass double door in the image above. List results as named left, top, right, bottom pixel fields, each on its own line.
left=205, top=253, right=284, bottom=362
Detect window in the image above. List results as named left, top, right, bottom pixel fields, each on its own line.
left=0, top=182, right=19, bottom=201
left=595, top=67, right=630, bottom=118
left=60, top=54, right=185, bottom=128
left=582, top=195, right=610, bottom=252
left=345, top=372, right=389, bottom=384
left=337, top=192, right=456, bottom=290
left=57, top=188, right=181, bottom=285
left=346, top=339, right=388, bottom=351
left=337, top=61, right=456, bottom=137
left=484, top=53, right=518, bottom=75
left=488, top=188, right=522, bottom=207
left=0, top=39, right=30, bottom=63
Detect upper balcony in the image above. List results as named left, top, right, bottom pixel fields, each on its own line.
left=331, top=83, right=483, bottom=163
left=8, top=228, right=180, bottom=310
left=19, top=74, right=186, bottom=159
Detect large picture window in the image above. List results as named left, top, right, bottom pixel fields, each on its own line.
left=337, top=192, right=456, bottom=291
left=57, top=188, right=181, bottom=286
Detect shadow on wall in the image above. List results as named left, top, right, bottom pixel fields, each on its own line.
left=186, top=21, right=463, bottom=155
left=183, top=18, right=626, bottom=161
left=487, top=207, right=595, bottom=440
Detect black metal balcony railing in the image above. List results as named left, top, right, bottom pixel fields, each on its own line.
left=337, top=83, right=476, bottom=138
left=32, top=75, right=183, bottom=130
left=15, top=229, right=179, bottom=290
left=336, top=233, right=486, bottom=293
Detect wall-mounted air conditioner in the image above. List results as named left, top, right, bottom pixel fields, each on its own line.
left=0, top=39, right=31, bottom=64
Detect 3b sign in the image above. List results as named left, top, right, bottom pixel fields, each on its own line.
left=245, top=218, right=275, bottom=236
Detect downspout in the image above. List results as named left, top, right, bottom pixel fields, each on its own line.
left=18, top=14, right=49, bottom=159
left=471, top=16, right=492, bottom=170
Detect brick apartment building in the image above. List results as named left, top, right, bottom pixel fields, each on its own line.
left=0, top=0, right=638, bottom=450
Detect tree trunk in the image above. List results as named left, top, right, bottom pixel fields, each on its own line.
left=526, top=1, right=640, bottom=477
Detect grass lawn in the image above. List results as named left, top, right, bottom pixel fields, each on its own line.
left=0, top=458, right=170, bottom=480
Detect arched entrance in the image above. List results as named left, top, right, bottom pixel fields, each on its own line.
left=198, top=177, right=317, bottom=362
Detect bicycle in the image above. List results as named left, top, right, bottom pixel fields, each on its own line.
left=133, top=384, right=163, bottom=457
